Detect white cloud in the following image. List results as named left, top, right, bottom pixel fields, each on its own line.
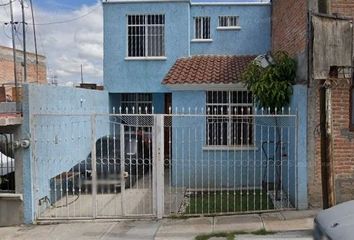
left=0, top=1, right=103, bottom=85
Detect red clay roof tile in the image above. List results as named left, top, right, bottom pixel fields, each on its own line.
left=162, top=55, right=256, bottom=85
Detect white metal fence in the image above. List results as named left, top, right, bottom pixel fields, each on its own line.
left=32, top=109, right=298, bottom=220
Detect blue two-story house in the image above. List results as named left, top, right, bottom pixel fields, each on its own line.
left=104, top=0, right=271, bottom=113
left=103, top=0, right=308, bottom=211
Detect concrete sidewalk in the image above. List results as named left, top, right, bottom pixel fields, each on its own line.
left=0, top=210, right=318, bottom=240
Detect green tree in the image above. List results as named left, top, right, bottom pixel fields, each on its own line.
left=242, top=51, right=297, bottom=110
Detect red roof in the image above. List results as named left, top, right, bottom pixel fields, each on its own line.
left=162, top=55, right=256, bottom=85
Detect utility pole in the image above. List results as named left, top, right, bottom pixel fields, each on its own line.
left=20, top=0, right=27, bottom=83
left=29, top=0, right=39, bottom=83
left=9, top=0, right=18, bottom=105
left=318, top=0, right=331, bottom=209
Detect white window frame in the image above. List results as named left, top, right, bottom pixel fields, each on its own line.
left=193, top=16, right=212, bottom=41
left=217, top=16, right=241, bottom=30
left=205, top=91, right=254, bottom=148
left=126, top=14, right=166, bottom=60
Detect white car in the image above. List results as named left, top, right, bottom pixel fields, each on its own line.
left=314, top=200, right=354, bottom=240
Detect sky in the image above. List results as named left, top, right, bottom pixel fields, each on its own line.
left=0, top=0, right=267, bottom=85
left=0, top=0, right=103, bottom=85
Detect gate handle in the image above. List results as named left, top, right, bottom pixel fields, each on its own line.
left=123, top=172, right=129, bottom=178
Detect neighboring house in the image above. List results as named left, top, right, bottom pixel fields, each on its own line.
left=0, top=45, right=47, bottom=101
left=272, top=0, right=354, bottom=208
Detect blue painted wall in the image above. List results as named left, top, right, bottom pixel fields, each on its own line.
left=190, top=5, right=271, bottom=55
left=170, top=85, right=307, bottom=209
left=21, top=84, right=109, bottom=223
left=103, top=2, right=271, bottom=93
left=103, top=1, right=190, bottom=93
left=289, top=84, right=308, bottom=209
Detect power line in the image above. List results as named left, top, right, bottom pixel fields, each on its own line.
left=1, top=4, right=101, bottom=26
left=1, top=5, right=100, bottom=26
left=0, top=0, right=16, bottom=7
left=30, top=5, right=101, bottom=26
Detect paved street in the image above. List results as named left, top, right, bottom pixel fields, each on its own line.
left=0, top=222, right=313, bottom=240
left=0, top=210, right=317, bottom=240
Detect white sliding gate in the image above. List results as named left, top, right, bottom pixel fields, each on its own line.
left=32, top=109, right=298, bottom=220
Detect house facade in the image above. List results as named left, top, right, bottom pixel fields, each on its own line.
left=272, top=0, right=354, bottom=208
left=103, top=0, right=309, bottom=211
left=103, top=0, right=271, bottom=113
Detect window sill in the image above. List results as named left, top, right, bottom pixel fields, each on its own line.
left=125, top=57, right=167, bottom=61
left=191, top=39, right=213, bottom=43
left=202, top=146, right=258, bottom=151
left=217, top=26, right=241, bottom=31
left=0, top=193, right=23, bottom=201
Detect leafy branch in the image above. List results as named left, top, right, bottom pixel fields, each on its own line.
left=242, top=51, right=297, bottom=110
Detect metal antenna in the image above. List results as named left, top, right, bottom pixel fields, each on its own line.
left=81, top=64, right=84, bottom=84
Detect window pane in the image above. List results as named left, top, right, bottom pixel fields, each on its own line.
left=231, top=116, right=253, bottom=145
left=207, top=117, right=228, bottom=145
left=206, top=91, right=253, bottom=146
left=127, top=14, right=165, bottom=57
left=147, top=25, right=165, bottom=56
left=195, top=17, right=210, bottom=39
left=204, top=17, right=210, bottom=39
left=128, top=23, right=145, bottom=57
left=195, top=17, right=202, bottom=39
left=218, top=16, right=239, bottom=27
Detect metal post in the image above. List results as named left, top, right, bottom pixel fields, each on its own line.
left=9, top=0, right=18, bottom=109
left=320, top=83, right=330, bottom=209
left=20, top=0, right=27, bottom=83
left=120, top=124, right=125, bottom=216
left=153, top=115, right=164, bottom=219
left=91, top=115, right=97, bottom=218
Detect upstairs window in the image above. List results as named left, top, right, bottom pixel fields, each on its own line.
left=206, top=91, right=253, bottom=146
left=194, top=17, right=211, bottom=40
left=127, top=14, right=165, bottom=58
left=218, top=16, right=240, bottom=29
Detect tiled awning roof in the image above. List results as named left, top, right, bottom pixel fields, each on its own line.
left=162, top=55, right=256, bottom=85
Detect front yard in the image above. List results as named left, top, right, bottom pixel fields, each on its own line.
left=184, top=190, right=274, bottom=214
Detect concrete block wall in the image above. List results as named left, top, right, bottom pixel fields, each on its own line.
left=19, top=84, right=109, bottom=223
left=308, top=0, right=354, bottom=207
left=330, top=81, right=354, bottom=204
left=328, top=0, right=354, bottom=205
left=271, top=0, right=307, bottom=58
left=0, top=46, right=47, bottom=100
left=331, top=0, right=354, bottom=20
